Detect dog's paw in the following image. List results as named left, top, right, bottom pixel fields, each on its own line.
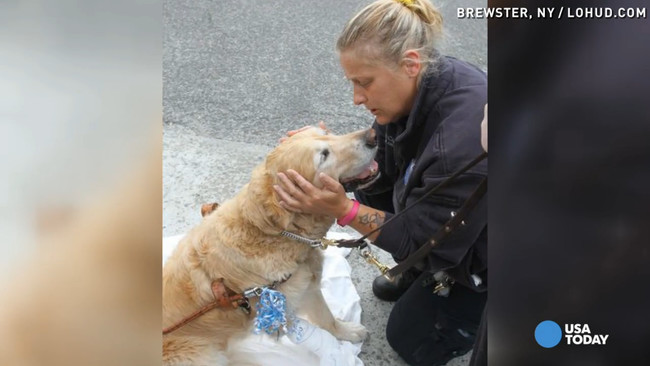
left=332, top=319, right=368, bottom=343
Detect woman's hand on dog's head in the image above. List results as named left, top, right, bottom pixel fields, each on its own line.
left=278, top=121, right=329, bottom=144
left=274, top=170, right=350, bottom=218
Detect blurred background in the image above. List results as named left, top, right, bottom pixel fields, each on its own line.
left=489, top=0, right=650, bottom=364
left=0, top=0, right=161, bottom=274
left=0, top=0, right=162, bottom=365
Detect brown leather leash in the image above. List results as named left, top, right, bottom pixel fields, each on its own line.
left=332, top=152, right=488, bottom=280
left=163, top=279, right=250, bottom=335
left=163, top=276, right=288, bottom=336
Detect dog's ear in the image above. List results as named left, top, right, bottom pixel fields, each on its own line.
left=266, top=142, right=318, bottom=183
left=267, top=186, right=294, bottom=229
left=200, top=203, right=219, bottom=217
left=265, top=170, right=295, bottom=228
left=264, top=142, right=293, bottom=176
left=241, top=165, right=295, bottom=232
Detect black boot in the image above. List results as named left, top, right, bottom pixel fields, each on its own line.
left=372, top=269, right=420, bottom=301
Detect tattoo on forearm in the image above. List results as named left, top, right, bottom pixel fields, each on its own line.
left=358, top=212, right=385, bottom=230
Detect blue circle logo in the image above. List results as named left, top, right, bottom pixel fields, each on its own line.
left=535, top=320, right=562, bottom=348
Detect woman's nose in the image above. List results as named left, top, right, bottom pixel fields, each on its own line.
left=353, top=86, right=367, bottom=105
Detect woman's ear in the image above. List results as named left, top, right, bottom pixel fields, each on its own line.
left=402, top=50, right=421, bottom=78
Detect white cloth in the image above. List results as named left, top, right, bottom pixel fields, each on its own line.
left=162, top=232, right=364, bottom=366
left=286, top=317, right=358, bottom=366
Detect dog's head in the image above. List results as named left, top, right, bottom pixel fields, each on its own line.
left=266, top=127, right=381, bottom=192
left=241, top=126, right=380, bottom=233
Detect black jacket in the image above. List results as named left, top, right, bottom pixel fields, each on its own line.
left=361, top=56, right=487, bottom=290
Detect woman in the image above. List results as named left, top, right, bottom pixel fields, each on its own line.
left=274, top=0, right=487, bottom=364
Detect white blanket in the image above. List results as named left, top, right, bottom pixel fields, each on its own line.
left=163, top=232, right=364, bottom=366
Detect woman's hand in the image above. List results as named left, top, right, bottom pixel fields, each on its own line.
left=278, top=121, right=329, bottom=143
left=481, top=104, right=488, bottom=152
left=274, top=170, right=353, bottom=219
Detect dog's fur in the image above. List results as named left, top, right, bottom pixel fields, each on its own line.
left=163, top=127, right=377, bottom=365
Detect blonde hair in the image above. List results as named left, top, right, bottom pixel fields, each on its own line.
left=336, top=0, right=443, bottom=81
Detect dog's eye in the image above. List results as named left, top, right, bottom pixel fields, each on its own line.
left=321, top=149, right=329, bottom=160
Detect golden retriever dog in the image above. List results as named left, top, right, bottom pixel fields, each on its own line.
left=163, top=127, right=380, bottom=365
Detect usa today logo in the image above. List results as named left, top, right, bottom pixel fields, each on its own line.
left=535, top=320, right=609, bottom=348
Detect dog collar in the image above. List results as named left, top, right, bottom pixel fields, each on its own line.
left=279, top=231, right=336, bottom=249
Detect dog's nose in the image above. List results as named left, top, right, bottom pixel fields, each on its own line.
left=364, top=128, right=377, bottom=148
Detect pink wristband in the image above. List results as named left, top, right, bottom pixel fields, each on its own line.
left=337, top=199, right=360, bottom=226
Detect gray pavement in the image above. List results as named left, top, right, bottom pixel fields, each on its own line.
left=163, top=1, right=485, bottom=365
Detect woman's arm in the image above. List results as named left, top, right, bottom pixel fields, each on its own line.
left=346, top=202, right=386, bottom=242
left=274, top=170, right=386, bottom=242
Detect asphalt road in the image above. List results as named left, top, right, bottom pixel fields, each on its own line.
left=164, top=0, right=486, bottom=365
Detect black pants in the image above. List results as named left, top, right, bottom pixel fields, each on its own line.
left=468, top=305, right=487, bottom=366
left=386, top=272, right=486, bottom=366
